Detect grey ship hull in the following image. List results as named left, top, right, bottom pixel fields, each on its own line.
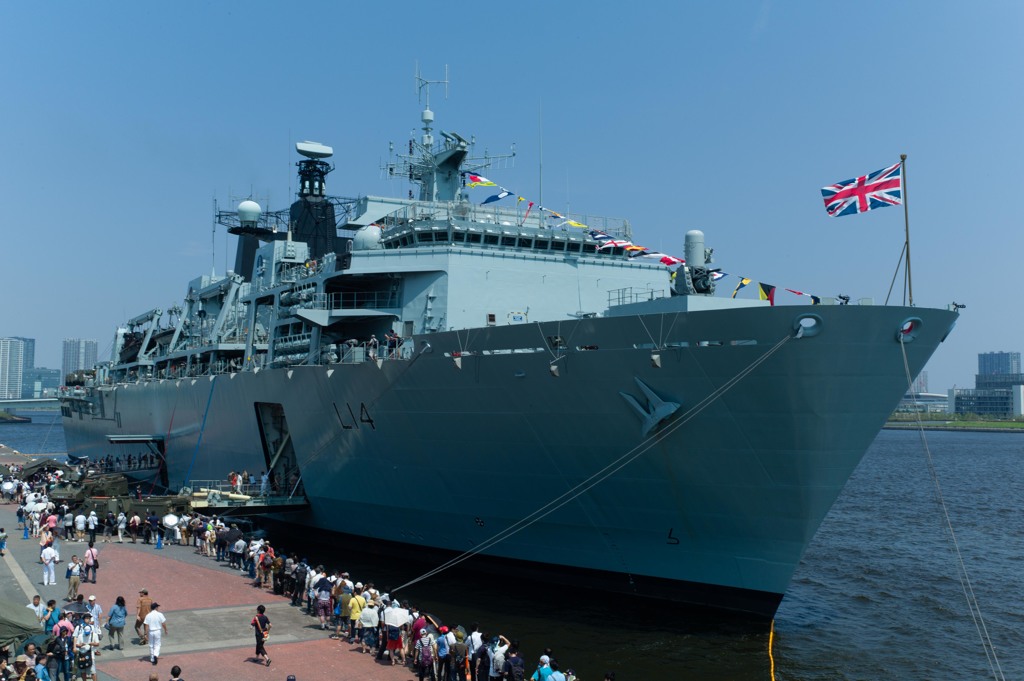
left=62, top=304, right=954, bottom=617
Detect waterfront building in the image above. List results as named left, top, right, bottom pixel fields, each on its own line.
left=62, top=338, right=98, bottom=383
left=24, top=367, right=62, bottom=398
left=978, top=351, right=1020, bottom=376
left=0, top=338, right=26, bottom=399
left=947, top=386, right=1024, bottom=417
left=948, top=351, right=1024, bottom=417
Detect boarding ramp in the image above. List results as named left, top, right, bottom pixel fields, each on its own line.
left=182, top=479, right=309, bottom=514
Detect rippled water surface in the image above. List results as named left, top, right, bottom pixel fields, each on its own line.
left=3, top=416, right=1020, bottom=679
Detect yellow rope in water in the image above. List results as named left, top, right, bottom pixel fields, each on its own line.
left=768, top=619, right=776, bottom=681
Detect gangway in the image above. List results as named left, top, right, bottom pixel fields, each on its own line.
left=182, top=479, right=309, bottom=514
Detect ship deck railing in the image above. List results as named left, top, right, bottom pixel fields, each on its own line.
left=87, top=335, right=414, bottom=387
left=363, top=195, right=634, bottom=241
left=177, top=479, right=309, bottom=513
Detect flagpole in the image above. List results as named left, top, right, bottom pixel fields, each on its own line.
left=901, top=153, right=912, bottom=306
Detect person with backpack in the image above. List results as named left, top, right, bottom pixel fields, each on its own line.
left=414, top=628, right=437, bottom=681
left=46, top=621, right=73, bottom=681
left=82, top=543, right=98, bottom=584
left=290, top=560, right=308, bottom=607
left=128, top=514, right=140, bottom=544
left=256, top=544, right=274, bottom=588
left=451, top=630, right=470, bottom=681
left=73, top=612, right=100, bottom=681
left=487, top=635, right=510, bottom=681
left=312, top=568, right=333, bottom=630
left=115, top=512, right=126, bottom=544
left=528, top=653, right=551, bottom=681
left=504, top=645, right=527, bottom=681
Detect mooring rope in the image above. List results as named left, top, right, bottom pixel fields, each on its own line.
left=899, top=340, right=1005, bottom=681
left=393, top=331, right=795, bottom=593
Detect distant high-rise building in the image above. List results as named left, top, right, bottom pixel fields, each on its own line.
left=62, top=338, right=98, bottom=382
left=0, top=338, right=26, bottom=399
left=978, top=351, right=1021, bottom=376
left=12, top=337, right=34, bottom=371
left=12, top=337, right=37, bottom=398
left=910, top=371, right=928, bottom=394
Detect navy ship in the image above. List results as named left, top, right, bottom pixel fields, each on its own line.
left=60, top=78, right=957, bottom=618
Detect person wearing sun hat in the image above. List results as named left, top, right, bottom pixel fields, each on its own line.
left=135, top=589, right=153, bottom=645
left=73, top=612, right=101, bottom=681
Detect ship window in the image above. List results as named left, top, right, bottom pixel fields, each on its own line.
left=486, top=313, right=496, bottom=326
left=433, top=233, right=449, bottom=243
left=567, top=243, right=581, bottom=252
left=453, top=232, right=466, bottom=242
left=501, top=236, right=517, bottom=247
left=550, top=241, right=566, bottom=251
left=517, top=238, right=533, bottom=248
left=582, top=244, right=596, bottom=254
left=401, top=235, right=413, bottom=246
left=484, top=235, right=499, bottom=245
left=468, top=233, right=482, bottom=243
left=418, top=233, right=434, bottom=243
left=534, top=240, right=549, bottom=250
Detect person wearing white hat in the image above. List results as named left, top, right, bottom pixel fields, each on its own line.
left=87, top=511, right=99, bottom=544
left=86, top=596, right=103, bottom=638
left=74, top=612, right=101, bottom=681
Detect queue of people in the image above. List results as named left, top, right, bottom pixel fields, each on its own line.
left=172, top=513, right=585, bottom=681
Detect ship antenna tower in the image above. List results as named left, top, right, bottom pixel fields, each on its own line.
left=415, top=62, right=449, bottom=148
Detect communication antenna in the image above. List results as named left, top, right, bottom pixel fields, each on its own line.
left=415, top=62, right=449, bottom=148
left=211, top=197, right=218, bottom=277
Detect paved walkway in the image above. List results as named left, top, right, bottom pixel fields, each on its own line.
left=0, top=501, right=419, bottom=681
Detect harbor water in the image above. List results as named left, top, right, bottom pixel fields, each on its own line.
left=2, top=411, right=1021, bottom=680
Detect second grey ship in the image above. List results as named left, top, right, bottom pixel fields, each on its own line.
left=61, top=81, right=956, bottom=618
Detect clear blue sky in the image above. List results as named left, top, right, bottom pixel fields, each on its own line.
left=2, top=1, right=1020, bottom=391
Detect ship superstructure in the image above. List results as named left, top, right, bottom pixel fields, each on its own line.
left=61, top=81, right=957, bottom=618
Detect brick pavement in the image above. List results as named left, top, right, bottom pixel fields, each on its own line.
left=0, top=502, right=423, bottom=681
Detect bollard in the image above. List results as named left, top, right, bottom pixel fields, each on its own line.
left=23, top=526, right=29, bottom=540
left=155, top=534, right=163, bottom=550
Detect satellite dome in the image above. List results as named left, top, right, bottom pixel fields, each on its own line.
left=238, top=200, right=262, bottom=226
left=353, top=224, right=383, bottom=250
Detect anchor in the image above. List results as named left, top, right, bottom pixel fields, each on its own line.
left=620, top=377, right=681, bottom=438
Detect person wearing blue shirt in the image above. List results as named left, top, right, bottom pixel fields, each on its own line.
left=531, top=655, right=553, bottom=681
left=34, top=653, right=52, bottom=681
left=106, top=596, right=128, bottom=650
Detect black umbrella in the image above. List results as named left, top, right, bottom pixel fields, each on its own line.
left=63, top=602, right=90, bottom=615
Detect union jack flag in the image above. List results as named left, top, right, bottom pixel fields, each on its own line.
left=821, top=161, right=902, bottom=217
